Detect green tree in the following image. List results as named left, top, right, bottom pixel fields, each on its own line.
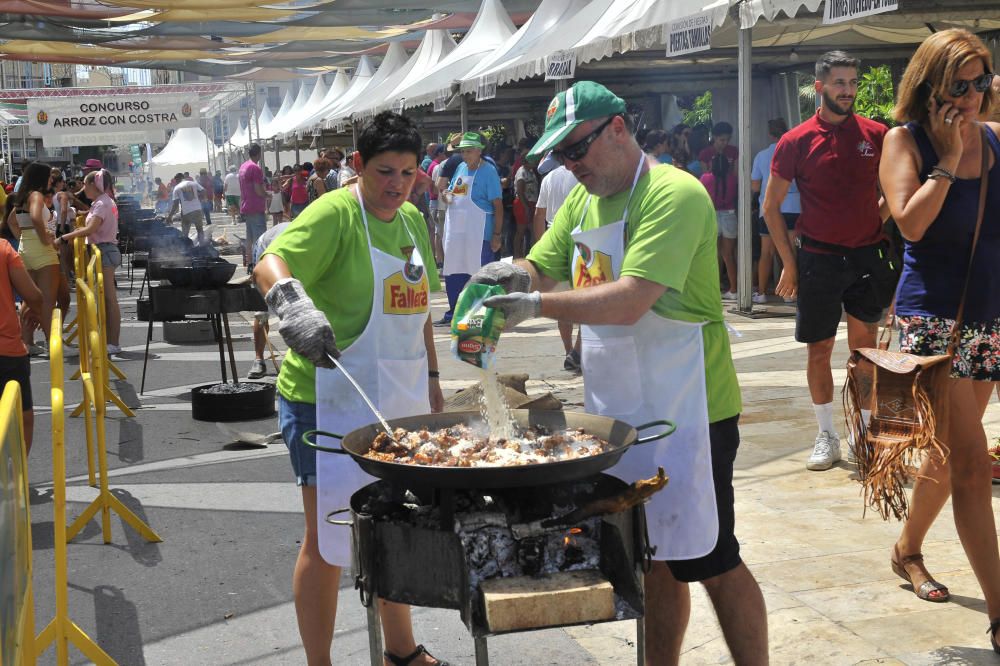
left=683, top=91, right=713, bottom=127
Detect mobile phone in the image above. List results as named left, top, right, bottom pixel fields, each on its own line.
left=921, top=81, right=944, bottom=107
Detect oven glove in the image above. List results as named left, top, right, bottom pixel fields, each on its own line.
left=265, top=277, right=339, bottom=368
left=469, top=260, right=532, bottom=294
left=483, top=291, right=542, bottom=329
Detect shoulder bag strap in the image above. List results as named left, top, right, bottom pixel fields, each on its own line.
left=946, top=122, right=991, bottom=354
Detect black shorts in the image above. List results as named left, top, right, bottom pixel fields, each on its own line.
left=758, top=213, right=798, bottom=236
left=795, top=243, right=898, bottom=344
left=665, top=415, right=742, bottom=583
left=0, top=355, right=32, bottom=410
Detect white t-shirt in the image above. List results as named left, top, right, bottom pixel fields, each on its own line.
left=431, top=161, right=448, bottom=212
left=223, top=172, right=241, bottom=197
left=536, top=166, right=579, bottom=226
left=172, top=180, right=204, bottom=216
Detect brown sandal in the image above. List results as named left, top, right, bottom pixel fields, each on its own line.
left=891, top=545, right=950, bottom=602
left=384, top=644, right=450, bottom=666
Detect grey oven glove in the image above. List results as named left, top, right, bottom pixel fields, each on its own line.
left=483, top=291, right=542, bottom=329
left=265, top=277, right=339, bottom=368
left=469, top=261, right=532, bottom=294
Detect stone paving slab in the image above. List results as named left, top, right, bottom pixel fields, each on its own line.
left=22, top=267, right=1000, bottom=665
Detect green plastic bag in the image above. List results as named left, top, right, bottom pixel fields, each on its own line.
left=450, top=283, right=506, bottom=369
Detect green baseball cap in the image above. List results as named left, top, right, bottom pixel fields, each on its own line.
left=528, top=81, right=626, bottom=160
left=456, top=131, right=485, bottom=149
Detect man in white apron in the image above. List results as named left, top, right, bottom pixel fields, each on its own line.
left=471, top=82, right=768, bottom=665
left=434, top=131, right=504, bottom=327
left=255, top=112, right=448, bottom=666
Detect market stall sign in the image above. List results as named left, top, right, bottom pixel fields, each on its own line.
left=41, top=129, right=167, bottom=149
left=434, top=95, right=447, bottom=112
left=28, top=94, right=200, bottom=143
left=476, top=75, right=498, bottom=102
left=545, top=51, right=577, bottom=81
left=823, top=0, right=898, bottom=24
left=391, top=98, right=405, bottom=114
left=665, top=11, right=714, bottom=57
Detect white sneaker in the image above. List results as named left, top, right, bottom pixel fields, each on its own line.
left=722, top=291, right=738, bottom=301
left=807, top=431, right=841, bottom=470
left=106, top=343, right=122, bottom=355
left=752, top=292, right=767, bottom=304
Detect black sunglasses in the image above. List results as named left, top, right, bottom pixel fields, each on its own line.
left=948, top=72, right=994, bottom=98
left=552, top=115, right=619, bottom=164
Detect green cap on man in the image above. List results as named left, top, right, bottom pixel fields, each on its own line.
left=529, top=81, right=626, bottom=160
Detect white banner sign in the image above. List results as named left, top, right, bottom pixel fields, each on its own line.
left=476, top=76, right=498, bottom=102
left=28, top=94, right=200, bottom=141
left=665, top=12, right=714, bottom=57
left=545, top=50, right=577, bottom=81
left=433, top=96, right=447, bottom=112
left=391, top=98, right=405, bottom=114
left=41, top=129, right=167, bottom=148
left=823, top=0, right=898, bottom=24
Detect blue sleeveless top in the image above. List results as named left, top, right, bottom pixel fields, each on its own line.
left=895, top=123, right=1000, bottom=323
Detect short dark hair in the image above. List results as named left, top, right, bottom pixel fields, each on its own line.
left=14, top=161, right=52, bottom=208
left=712, top=121, right=733, bottom=137
left=642, top=129, right=669, bottom=153
left=249, top=143, right=262, bottom=159
left=767, top=117, right=789, bottom=138
left=356, top=111, right=422, bottom=164
left=816, top=50, right=859, bottom=81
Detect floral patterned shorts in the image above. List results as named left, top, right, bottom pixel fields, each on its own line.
left=897, top=315, right=1000, bottom=382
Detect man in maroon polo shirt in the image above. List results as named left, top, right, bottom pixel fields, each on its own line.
left=763, top=50, right=896, bottom=471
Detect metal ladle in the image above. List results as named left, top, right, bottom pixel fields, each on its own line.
left=326, top=352, right=397, bottom=442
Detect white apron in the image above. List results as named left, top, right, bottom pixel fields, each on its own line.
left=442, top=168, right=487, bottom=276
left=572, top=158, right=719, bottom=560
left=316, top=186, right=431, bottom=566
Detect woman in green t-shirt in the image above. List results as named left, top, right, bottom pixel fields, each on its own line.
left=254, top=112, right=447, bottom=666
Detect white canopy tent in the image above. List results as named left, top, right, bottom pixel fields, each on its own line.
left=387, top=0, right=517, bottom=111
left=459, top=0, right=592, bottom=94
left=270, top=80, right=313, bottom=138
left=259, top=87, right=295, bottom=140
left=150, top=127, right=216, bottom=182
left=291, top=68, right=353, bottom=133
left=322, top=43, right=409, bottom=125
left=279, top=75, right=330, bottom=139
left=358, top=29, right=458, bottom=117
left=227, top=121, right=248, bottom=150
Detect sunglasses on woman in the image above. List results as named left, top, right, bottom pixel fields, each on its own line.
left=948, top=72, right=994, bottom=98
left=552, top=115, right=619, bottom=164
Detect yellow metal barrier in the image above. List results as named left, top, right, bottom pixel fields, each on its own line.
left=69, top=247, right=133, bottom=419
left=66, top=281, right=160, bottom=545
left=34, top=310, right=116, bottom=665
left=0, top=381, right=36, bottom=666
left=67, top=238, right=88, bottom=383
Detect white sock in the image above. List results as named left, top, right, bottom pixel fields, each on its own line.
left=813, top=402, right=836, bottom=436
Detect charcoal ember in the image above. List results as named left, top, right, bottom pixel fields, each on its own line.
left=517, top=536, right=546, bottom=576
left=199, top=382, right=270, bottom=395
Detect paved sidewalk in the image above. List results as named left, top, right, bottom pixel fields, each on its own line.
left=23, top=264, right=1000, bottom=665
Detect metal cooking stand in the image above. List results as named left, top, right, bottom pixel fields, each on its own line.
left=140, top=284, right=264, bottom=393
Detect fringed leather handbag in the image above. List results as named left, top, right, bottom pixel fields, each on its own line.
left=844, top=124, right=989, bottom=521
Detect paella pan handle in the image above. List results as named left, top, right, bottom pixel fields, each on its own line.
left=634, top=419, right=677, bottom=445
left=325, top=507, right=354, bottom=527
left=301, top=429, right=349, bottom=454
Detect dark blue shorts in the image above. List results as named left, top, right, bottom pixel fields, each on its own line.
left=278, top=395, right=317, bottom=486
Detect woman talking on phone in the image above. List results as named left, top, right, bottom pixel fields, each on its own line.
left=879, top=29, right=1000, bottom=651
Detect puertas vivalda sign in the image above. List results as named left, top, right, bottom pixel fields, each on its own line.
left=27, top=93, right=201, bottom=148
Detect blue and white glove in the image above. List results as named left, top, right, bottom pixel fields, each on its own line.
left=483, top=291, right=542, bottom=329
left=265, top=278, right=339, bottom=368
left=469, top=261, right=532, bottom=295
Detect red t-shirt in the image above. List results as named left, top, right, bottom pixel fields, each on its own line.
left=771, top=111, right=887, bottom=249
left=0, top=240, right=26, bottom=357
left=699, top=144, right=738, bottom=167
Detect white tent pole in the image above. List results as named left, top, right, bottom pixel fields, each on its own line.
left=460, top=95, right=468, bottom=132
left=735, top=10, right=753, bottom=313
left=274, top=138, right=281, bottom=174
left=252, top=82, right=261, bottom=144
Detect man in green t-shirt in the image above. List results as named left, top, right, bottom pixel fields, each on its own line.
left=470, top=81, right=766, bottom=665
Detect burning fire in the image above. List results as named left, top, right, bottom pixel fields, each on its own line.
left=563, top=527, right=583, bottom=547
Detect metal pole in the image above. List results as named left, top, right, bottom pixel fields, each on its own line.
left=244, top=82, right=255, bottom=147
left=735, top=15, right=754, bottom=314
left=351, top=121, right=359, bottom=150
left=274, top=138, right=281, bottom=174
left=460, top=94, right=468, bottom=132
left=218, top=101, right=227, bottom=171
left=252, top=82, right=261, bottom=144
